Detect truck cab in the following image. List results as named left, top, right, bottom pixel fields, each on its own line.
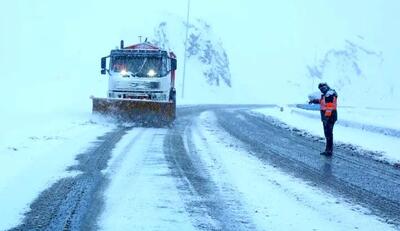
left=93, top=40, right=177, bottom=123
left=101, top=41, right=177, bottom=103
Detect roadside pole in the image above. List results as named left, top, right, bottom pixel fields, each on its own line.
left=181, top=0, right=191, bottom=99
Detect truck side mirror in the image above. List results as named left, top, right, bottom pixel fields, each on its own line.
left=171, top=58, right=177, bottom=70
left=101, top=57, right=107, bottom=75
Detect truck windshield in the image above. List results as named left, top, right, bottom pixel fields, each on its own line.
left=111, top=56, right=168, bottom=77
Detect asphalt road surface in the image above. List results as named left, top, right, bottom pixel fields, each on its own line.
left=9, top=105, right=400, bottom=230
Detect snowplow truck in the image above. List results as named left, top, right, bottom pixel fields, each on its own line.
left=92, top=40, right=177, bottom=123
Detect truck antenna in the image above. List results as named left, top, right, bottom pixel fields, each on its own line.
left=139, top=36, right=142, bottom=43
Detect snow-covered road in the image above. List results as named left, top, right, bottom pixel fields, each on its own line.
left=3, top=106, right=400, bottom=230
left=100, top=106, right=398, bottom=230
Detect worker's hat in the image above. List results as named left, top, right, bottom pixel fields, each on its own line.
left=318, top=82, right=328, bottom=89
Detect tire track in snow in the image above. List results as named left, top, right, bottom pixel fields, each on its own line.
left=164, top=112, right=256, bottom=231
left=215, top=109, right=400, bottom=227
left=199, top=111, right=396, bottom=231
left=9, top=126, right=131, bottom=231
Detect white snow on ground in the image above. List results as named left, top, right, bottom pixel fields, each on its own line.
left=191, top=111, right=396, bottom=230
left=99, top=128, right=195, bottom=231
left=0, top=115, right=114, bottom=230
left=253, top=106, right=400, bottom=164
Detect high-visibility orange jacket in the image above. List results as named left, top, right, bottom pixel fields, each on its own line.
left=310, top=89, right=338, bottom=122
left=320, top=95, right=337, bottom=117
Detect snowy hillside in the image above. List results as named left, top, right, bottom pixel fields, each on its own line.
left=151, top=16, right=233, bottom=103
left=306, top=39, right=395, bottom=107
left=1, top=0, right=400, bottom=108
left=153, top=18, right=231, bottom=87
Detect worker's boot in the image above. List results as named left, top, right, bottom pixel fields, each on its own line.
left=320, top=150, right=333, bottom=156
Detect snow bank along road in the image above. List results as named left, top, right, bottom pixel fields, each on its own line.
left=8, top=105, right=400, bottom=230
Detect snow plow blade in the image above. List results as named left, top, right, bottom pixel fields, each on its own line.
left=92, top=97, right=176, bottom=124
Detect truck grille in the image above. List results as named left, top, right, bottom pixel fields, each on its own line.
left=115, top=82, right=160, bottom=90
left=129, top=82, right=160, bottom=89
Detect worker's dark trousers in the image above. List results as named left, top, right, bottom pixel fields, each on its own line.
left=323, top=121, right=335, bottom=152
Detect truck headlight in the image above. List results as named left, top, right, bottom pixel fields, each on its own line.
left=120, top=69, right=129, bottom=77
left=147, top=69, right=156, bottom=77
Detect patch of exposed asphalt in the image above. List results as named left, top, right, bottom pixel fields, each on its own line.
left=9, top=126, right=129, bottom=231
left=215, top=109, right=400, bottom=227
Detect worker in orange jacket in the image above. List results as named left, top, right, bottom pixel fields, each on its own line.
left=309, top=83, right=338, bottom=156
